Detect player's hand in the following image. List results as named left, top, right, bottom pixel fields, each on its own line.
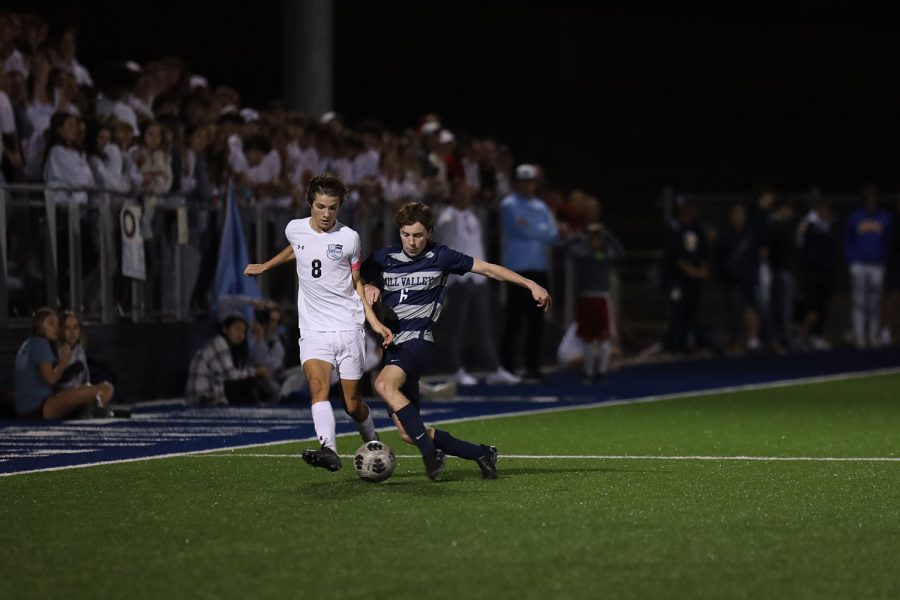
left=364, top=284, right=381, bottom=306
left=244, top=263, right=266, bottom=276
left=57, top=343, right=72, bottom=367
left=375, top=324, right=394, bottom=348
left=531, top=284, right=552, bottom=311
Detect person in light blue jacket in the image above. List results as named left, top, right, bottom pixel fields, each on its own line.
left=499, top=164, right=559, bottom=380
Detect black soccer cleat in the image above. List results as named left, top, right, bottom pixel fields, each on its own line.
left=301, top=445, right=342, bottom=472
left=476, top=445, right=499, bottom=480
left=424, top=449, right=445, bottom=481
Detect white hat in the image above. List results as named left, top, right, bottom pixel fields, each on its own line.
left=189, top=75, right=209, bottom=89
left=240, top=108, right=260, bottom=123
left=515, top=164, right=539, bottom=180
left=438, top=129, right=455, bottom=144
left=420, top=120, right=441, bottom=135
left=320, top=111, right=337, bottom=124
left=3, top=51, right=28, bottom=78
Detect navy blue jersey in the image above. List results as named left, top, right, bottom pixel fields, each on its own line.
left=362, top=242, right=474, bottom=344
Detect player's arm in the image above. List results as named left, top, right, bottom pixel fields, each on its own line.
left=353, top=269, right=393, bottom=347
left=244, top=244, right=295, bottom=276
left=470, top=258, right=552, bottom=311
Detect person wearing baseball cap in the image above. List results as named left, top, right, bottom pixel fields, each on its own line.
left=499, top=164, right=558, bottom=381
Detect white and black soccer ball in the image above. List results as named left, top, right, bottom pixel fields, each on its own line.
left=354, top=441, right=396, bottom=483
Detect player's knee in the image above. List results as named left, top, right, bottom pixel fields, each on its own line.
left=373, top=376, right=392, bottom=398
left=399, top=431, right=413, bottom=444
left=307, top=377, right=329, bottom=398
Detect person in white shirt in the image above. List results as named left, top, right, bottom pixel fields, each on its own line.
left=54, top=26, right=94, bottom=88
left=285, top=115, right=319, bottom=187
left=43, top=112, right=93, bottom=205
left=316, top=132, right=354, bottom=184
left=244, top=173, right=393, bottom=472
left=0, top=82, right=21, bottom=182
left=129, top=120, right=172, bottom=196
left=24, top=51, right=80, bottom=180
left=85, top=120, right=133, bottom=194
left=378, top=144, right=422, bottom=209
left=435, top=181, right=520, bottom=385
left=351, top=123, right=381, bottom=182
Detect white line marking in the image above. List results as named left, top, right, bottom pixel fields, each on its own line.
left=190, top=453, right=900, bottom=463
left=2, top=366, right=899, bottom=478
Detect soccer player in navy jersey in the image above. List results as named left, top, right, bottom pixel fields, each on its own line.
left=362, top=202, right=552, bottom=480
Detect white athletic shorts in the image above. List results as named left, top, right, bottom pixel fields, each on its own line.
left=299, top=329, right=366, bottom=381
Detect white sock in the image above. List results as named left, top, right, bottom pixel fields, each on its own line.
left=356, top=403, right=378, bottom=442
left=311, top=401, right=337, bottom=451
left=582, top=339, right=596, bottom=377
left=597, top=340, right=611, bottom=375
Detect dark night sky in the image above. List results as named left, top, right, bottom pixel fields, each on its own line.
left=13, top=1, right=900, bottom=203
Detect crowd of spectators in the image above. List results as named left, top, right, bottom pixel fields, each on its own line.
left=3, top=11, right=900, bottom=410
left=657, top=188, right=900, bottom=358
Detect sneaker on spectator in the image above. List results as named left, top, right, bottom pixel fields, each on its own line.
left=453, top=369, right=478, bottom=386
left=486, top=367, right=520, bottom=385
left=810, top=336, right=832, bottom=351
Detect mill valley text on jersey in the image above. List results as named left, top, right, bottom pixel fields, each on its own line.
left=363, top=243, right=474, bottom=344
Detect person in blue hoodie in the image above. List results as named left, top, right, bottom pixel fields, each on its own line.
left=845, top=186, right=893, bottom=348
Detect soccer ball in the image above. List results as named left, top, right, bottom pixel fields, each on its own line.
left=354, top=441, right=396, bottom=483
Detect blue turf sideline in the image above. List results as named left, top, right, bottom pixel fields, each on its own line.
left=2, top=346, right=898, bottom=476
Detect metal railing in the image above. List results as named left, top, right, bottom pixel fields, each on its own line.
left=0, top=181, right=638, bottom=334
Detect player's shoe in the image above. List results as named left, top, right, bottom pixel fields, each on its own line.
left=476, top=445, right=499, bottom=480
left=301, top=445, right=342, bottom=472
left=424, top=449, right=445, bottom=481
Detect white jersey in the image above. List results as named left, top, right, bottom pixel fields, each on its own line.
left=285, top=218, right=364, bottom=333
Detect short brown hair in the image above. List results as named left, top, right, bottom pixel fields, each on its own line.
left=394, top=202, right=433, bottom=232
left=306, top=172, right=348, bottom=206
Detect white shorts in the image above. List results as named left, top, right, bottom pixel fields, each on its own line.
left=299, top=329, right=366, bottom=381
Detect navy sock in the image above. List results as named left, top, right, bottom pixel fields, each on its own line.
left=395, top=404, right=436, bottom=456
left=433, top=429, right=485, bottom=461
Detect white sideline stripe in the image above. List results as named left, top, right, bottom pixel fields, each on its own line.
left=3, top=366, right=899, bottom=478
left=192, top=453, right=900, bottom=463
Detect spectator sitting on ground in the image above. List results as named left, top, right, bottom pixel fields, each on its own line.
left=249, top=305, right=286, bottom=380
left=185, top=313, right=279, bottom=406
left=13, top=307, right=114, bottom=419
left=54, top=310, right=124, bottom=416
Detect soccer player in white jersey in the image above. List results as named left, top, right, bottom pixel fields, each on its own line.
left=245, top=173, right=393, bottom=472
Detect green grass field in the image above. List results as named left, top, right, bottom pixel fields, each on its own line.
left=3, top=373, right=900, bottom=599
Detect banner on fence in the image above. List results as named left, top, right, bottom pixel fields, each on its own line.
left=120, top=202, right=146, bottom=280
left=212, top=183, right=261, bottom=321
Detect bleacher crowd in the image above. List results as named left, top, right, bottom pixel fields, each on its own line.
left=3, top=11, right=900, bottom=419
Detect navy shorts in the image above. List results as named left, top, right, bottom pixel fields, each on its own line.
left=383, top=339, right=433, bottom=408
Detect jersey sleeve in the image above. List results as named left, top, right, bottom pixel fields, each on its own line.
left=350, top=231, right=362, bottom=271
left=437, top=245, right=475, bottom=275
